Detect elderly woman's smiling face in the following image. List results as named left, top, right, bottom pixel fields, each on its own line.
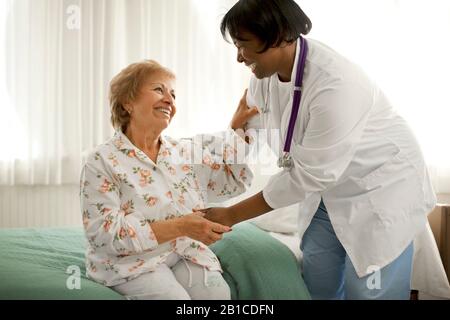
left=128, top=71, right=176, bottom=133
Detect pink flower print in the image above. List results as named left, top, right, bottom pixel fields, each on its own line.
left=182, top=165, right=191, bottom=173
left=136, top=259, right=145, bottom=268
left=144, top=195, right=158, bottom=207
left=239, top=168, right=246, bottom=177
left=141, top=169, right=151, bottom=177
left=211, top=163, right=221, bottom=171
left=120, top=200, right=134, bottom=216
left=89, top=262, right=97, bottom=273
left=113, top=137, right=124, bottom=149
left=178, top=194, right=185, bottom=206
left=224, top=165, right=233, bottom=176
left=118, top=227, right=127, bottom=240
left=168, top=166, right=176, bottom=175
left=128, top=227, right=136, bottom=238
left=161, top=149, right=170, bottom=157
left=100, top=207, right=112, bottom=216
left=82, top=211, right=90, bottom=228
left=202, top=155, right=212, bottom=166
left=127, top=150, right=136, bottom=158
left=103, top=219, right=112, bottom=232
left=139, top=169, right=152, bottom=187
left=224, top=146, right=237, bottom=161
left=207, top=180, right=216, bottom=191
left=128, top=259, right=145, bottom=272
left=99, top=179, right=113, bottom=193
left=108, top=153, right=119, bottom=167
left=165, top=191, right=173, bottom=199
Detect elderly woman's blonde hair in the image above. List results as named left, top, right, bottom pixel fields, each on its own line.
left=109, top=60, right=175, bottom=131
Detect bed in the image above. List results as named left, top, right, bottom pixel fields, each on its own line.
left=0, top=222, right=311, bottom=300
left=1, top=208, right=449, bottom=300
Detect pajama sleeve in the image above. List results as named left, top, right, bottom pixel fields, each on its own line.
left=80, top=157, right=160, bottom=257
left=191, top=130, right=254, bottom=204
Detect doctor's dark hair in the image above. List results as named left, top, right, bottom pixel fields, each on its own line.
left=220, top=0, right=312, bottom=53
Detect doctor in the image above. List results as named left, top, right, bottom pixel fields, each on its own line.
left=203, top=0, right=437, bottom=300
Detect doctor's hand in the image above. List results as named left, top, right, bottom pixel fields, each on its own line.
left=199, top=207, right=236, bottom=228
left=230, top=89, right=259, bottom=131
left=179, top=212, right=232, bottom=245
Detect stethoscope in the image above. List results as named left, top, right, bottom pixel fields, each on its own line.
left=260, top=36, right=309, bottom=170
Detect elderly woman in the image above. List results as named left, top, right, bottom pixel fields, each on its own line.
left=79, top=60, right=255, bottom=300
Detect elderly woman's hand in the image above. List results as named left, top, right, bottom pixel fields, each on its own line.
left=177, top=212, right=232, bottom=245
left=150, top=212, right=231, bottom=245
left=230, top=89, right=259, bottom=131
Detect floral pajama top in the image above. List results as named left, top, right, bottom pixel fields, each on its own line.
left=80, top=130, right=252, bottom=286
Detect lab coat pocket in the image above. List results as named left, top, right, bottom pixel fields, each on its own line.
left=355, top=152, right=417, bottom=192
left=355, top=152, right=422, bottom=222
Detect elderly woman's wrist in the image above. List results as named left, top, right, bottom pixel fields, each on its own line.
left=173, top=218, right=187, bottom=238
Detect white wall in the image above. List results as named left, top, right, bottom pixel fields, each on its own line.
left=0, top=185, right=81, bottom=228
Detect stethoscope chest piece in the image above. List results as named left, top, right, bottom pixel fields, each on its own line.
left=277, top=152, right=293, bottom=169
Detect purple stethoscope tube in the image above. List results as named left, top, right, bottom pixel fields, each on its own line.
left=277, top=36, right=308, bottom=169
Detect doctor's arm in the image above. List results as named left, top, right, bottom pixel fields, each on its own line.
left=202, top=191, right=272, bottom=227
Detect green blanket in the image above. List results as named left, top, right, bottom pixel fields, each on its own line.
left=0, top=227, right=123, bottom=300
left=0, top=223, right=310, bottom=300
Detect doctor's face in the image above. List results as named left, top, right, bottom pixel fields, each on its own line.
left=128, top=72, right=177, bottom=133
left=234, top=30, right=283, bottom=79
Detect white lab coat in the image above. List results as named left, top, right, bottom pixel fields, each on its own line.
left=246, top=38, right=437, bottom=278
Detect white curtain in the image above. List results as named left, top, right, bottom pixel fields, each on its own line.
left=0, top=0, right=449, bottom=193
left=0, top=0, right=248, bottom=185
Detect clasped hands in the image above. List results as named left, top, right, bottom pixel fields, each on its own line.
left=180, top=207, right=235, bottom=246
